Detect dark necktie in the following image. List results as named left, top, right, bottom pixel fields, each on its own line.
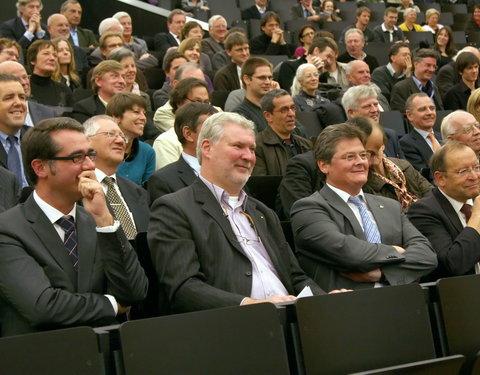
left=461, top=204, right=472, bottom=223
left=103, top=177, right=137, bottom=240
left=57, top=216, right=78, bottom=269
left=7, top=135, right=22, bottom=185
left=349, top=195, right=381, bottom=243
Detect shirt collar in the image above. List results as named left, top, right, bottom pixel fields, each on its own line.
left=438, top=187, right=474, bottom=214
left=181, top=152, right=200, bottom=175
left=33, top=190, right=76, bottom=224
left=414, top=127, right=435, bottom=140
left=386, top=62, right=405, bottom=78
left=327, top=183, right=365, bottom=203
left=95, top=168, right=117, bottom=184
left=381, top=23, right=398, bottom=32
left=199, top=174, right=248, bottom=210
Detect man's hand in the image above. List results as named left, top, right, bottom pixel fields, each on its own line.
left=306, top=54, right=325, bottom=72
left=404, top=54, right=412, bottom=77
left=241, top=295, right=296, bottom=305
left=393, top=245, right=406, bottom=254
left=271, top=28, right=286, bottom=45
left=328, top=289, right=351, bottom=294
left=340, top=268, right=382, bottom=282
left=78, top=170, right=114, bottom=227
left=117, top=303, right=131, bottom=315
left=271, top=80, right=280, bottom=89
left=28, top=13, right=41, bottom=33
left=467, top=195, right=480, bottom=232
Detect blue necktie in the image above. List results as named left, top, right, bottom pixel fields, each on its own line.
left=7, top=135, right=22, bottom=185
left=348, top=195, right=381, bottom=243
left=57, top=216, right=78, bottom=269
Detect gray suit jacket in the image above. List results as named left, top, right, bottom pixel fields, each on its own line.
left=0, top=195, right=148, bottom=337
left=201, top=37, right=224, bottom=58
left=147, top=178, right=325, bottom=313
left=0, top=167, right=18, bottom=213
left=291, top=185, right=437, bottom=291
left=29, top=100, right=58, bottom=125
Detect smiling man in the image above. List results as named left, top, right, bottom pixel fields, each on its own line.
left=391, top=48, right=444, bottom=112
left=441, top=111, right=480, bottom=156
left=290, top=122, right=437, bottom=291
left=148, top=112, right=328, bottom=313
left=253, top=89, right=311, bottom=176
left=0, top=116, right=147, bottom=337
left=408, top=142, right=480, bottom=281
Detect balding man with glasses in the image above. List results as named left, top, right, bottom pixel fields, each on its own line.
left=291, top=122, right=436, bottom=292
left=441, top=110, right=480, bottom=157
left=0, top=117, right=147, bottom=337
left=408, top=141, right=480, bottom=281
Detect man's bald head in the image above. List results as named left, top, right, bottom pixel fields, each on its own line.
left=47, top=13, right=70, bottom=39
left=0, top=61, right=31, bottom=97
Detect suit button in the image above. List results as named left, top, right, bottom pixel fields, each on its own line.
left=245, top=271, right=252, bottom=277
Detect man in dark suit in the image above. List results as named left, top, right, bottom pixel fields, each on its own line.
left=60, top=0, right=98, bottom=50
left=148, top=102, right=217, bottom=203
left=213, top=32, right=250, bottom=92
left=201, top=15, right=227, bottom=59
left=0, top=0, right=49, bottom=51
left=0, top=167, right=19, bottom=212
left=408, top=142, right=480, bottom=281
left=148, top=112, right=329, bottom=313
left=291, top=0, right=324, bottom=26
left=0, top=61, right=58, bottom=126
left=242, top=0, right=272, bottom=21
left=84, top=115, right=150, bottom=237
left=154, top=9, right=185, bottom=60
left=400, top=93, right=442, bottom=172
left=71, top=60, right=126, bottom=123
left=291, top=123, right=437, bottom=292
left=0, top=117, right=147, bottom=337
left=390, top=49, right=444, bottom=112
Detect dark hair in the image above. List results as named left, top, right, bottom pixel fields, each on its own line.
left=388, top=42, right=410, bottom=63
left=180, top=20, right=203, bottom=41
left=224, top=32, right=249, bottom=51
left=261, top=11, right=280, bottom=28
left=174, top=102, right=217, bottom=145
left=356, top=6, right=371, bottom=17
left=105, top=92, right=147, bottom=117
left=170, top=77, right=208, bottom=112
left=314, top=122, right=367, bottom=162
left=168, top=9, right=185, bottom=23
left=405, top=92, right=430, bottom=112
left=163, top=51, right=187, bottom=72
left=22, top=117, right=84, bottom=185
left=260, top=88, right=290, bottom=113
left=456, top=51, right=480, bottom=73
left=413, top=48, right=438, bottom=63
left=241, top=56, right=272, bottom=88
left=433, top=26, right=456, bottom=57
left=384, top=7, right=399, bottom=16
left=26, top=39, right=55, bottom=74
left=347, top=116, right=387, bottom=143
left=0, top=38, right=20, bottom=55
left=298, top=24, right=315, bottom=43
left=308, top=37, right=338, bottom=55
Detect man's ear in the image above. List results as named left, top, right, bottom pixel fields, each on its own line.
left=318, top=159, right=329, bottom=174
left=31, top=159, right=48, bottom=179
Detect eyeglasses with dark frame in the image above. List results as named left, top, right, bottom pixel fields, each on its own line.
left=49, top=150, right=98, bottom=164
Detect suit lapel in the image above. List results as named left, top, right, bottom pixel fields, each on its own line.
left=433, top=188, right=464, bottom=234
left=75, top=208, right=97, bottom=292
left=177, top=157, right=197, bottom=186
left=411, top=131, right=433, bottom=162
left=24, top=196, right=78, bottom=288
left=116, top=176, right=140, bottom=229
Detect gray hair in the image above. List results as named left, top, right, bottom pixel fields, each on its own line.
left=112, top=11, right=130, bottom=20
left=261, top=89, right=290, bottom=113
left=403, top=7, right=418, bottom=17
left=291, top=63, right=317, bottom=97
left=341, top=84, right=378, bottom=115
left=344, top=28, right=364, bottom=42
left=98, top=18, right=123, bottom=36
left=196, top=112, right=255, bottom=163
left=60, top=0, right=79, bottom=13
left=453, top=46, right=480, bottom=62
left=17, top=0, right=42, bottom=17
left=107, top=47, right=135, bottom=62
left=440, top=110, right=470, bottom=139
left=174, top=61, right=202, bottom=81
left=208, top=15, right=227, bottom=29
left=83, top=115, right=118, bottom=136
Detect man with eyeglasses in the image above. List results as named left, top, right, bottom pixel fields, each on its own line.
left=408, top=141, right=480, bottom=281
left=441, top=111, right=480, bottom=156
left=0, top=117, right=147, bottom=337
left=84, top=115, right=150, bottom=238
left=253, top=89, right=311, bottom=176
left=291, top=122, right=437, bottom=291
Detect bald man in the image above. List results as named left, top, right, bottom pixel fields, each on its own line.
left=0, top=61, right=57, bottom=126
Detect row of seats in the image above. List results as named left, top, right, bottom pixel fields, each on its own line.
left=2, top=276, right=480, bottom=374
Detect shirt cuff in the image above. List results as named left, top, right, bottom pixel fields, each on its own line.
left=105, top=294, right=118, bottom=315
left=96, top=220, right=120, bottom=233
left=35, top=30, right=46, bottom=39
left=24, top=30, right=34, bottom=41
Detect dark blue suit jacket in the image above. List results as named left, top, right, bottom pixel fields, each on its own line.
left=0, top=17, right=49, bottom=49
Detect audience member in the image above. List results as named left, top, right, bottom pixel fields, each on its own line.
left=51, top=37, right=82, bottom=92
left=373, top=8, right=404, bottom=43
left=106, top=93, right=155, bottom=185
left=294, top=24, right=315, bottom=58
left=371, top=42, right=411, bottom=102
left=60, top=0, right=97, bottom=50
left=408, top=141, right=480, bottom=281
left=152, top=52, right=187, bottom=109
left=177, top=37, right=213, bottom=80
left=433, top=27, right=456, bottom=70
left=201, top=15, right=227, bottom=58
left=242, top=0, right=272, bottom=21
left=0, top=38, right=21, bottom=63
left=0, top=116, right=147, bottom=337
left=84, top=115, right=150, bottom=238
left=422, top=8, right=443, bottom=34
left=250, top=12, right=293, bottom=56
left=291, top=0, right=324, bottom=26
left=148, top=102, right=217, bottom=201
left=400, top=93, right=441, bottom=172
left=112, top=11, right=148, bottom=54
left=468, top=87, right=480, bottom=123
left=444, top=52, right=480, bottom=111
left=341, top=7, right=375, bottom=43
left=390, top=48, right=443, bottom=112
left=322, top=0, right=342, bottom=22
left=180, top=0, right=209, bottom=13
left=154, top=9, right=185, bottom=59
left=338, top=29, right=378, bottom=73
left=465, top=4, right=480, bottom=36
left=398, top=8, right=423, bottom=32
left=148, top=112, right=328, bottom=313
left=397, top=0, right=420, bottom=15
left=0, top=0, right=49, bottom=51
left=253, top=89, right=311, bottom=176
left=441, top=110, right=480, bottom=156
left=290, top=122, right=437, bottom=291
left=291, top=63, right=330, bottom=111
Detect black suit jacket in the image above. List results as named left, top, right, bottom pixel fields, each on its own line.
left=213, top=62, right=241, bottom=92
left=153, top=32, right=178, bottom=60
left=0, top=195, right=148, bottom=336
left=399, top=129, right=441, bottom=172
left=0, top=167, right=18, bottom=213
left=407, top=188, right=480, bottom=281
left=291, top=4, right=322, bottom=19
left=0, top=17, right=49, bottom=49
left=116, top=175, right=150, bottom=233
left=147, top=156, right=196, bottom=203
left=147, top=178, right=325, bottom=313
left=241, top=4, right=272, bottom=20
left=70, top=95, right=105, bottom=123
left=390, top=77, right=444, bottom=112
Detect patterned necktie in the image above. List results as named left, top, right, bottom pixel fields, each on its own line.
left=57, top=216, right=78, bottom=269
left=427, top=133, right=440, bottom=152
left=7, top=135, right=22, bottom=185
left=103, top=177, right=137, bottom=240
left=461, top=203, right=472, bottom=223
left=348, top=195, right=381, bottom=243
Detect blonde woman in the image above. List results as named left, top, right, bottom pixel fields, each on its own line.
left=51, top=37, right=81, bottom=91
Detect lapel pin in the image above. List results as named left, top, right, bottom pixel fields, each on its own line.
left=379, top=205, right=384, bottom=209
